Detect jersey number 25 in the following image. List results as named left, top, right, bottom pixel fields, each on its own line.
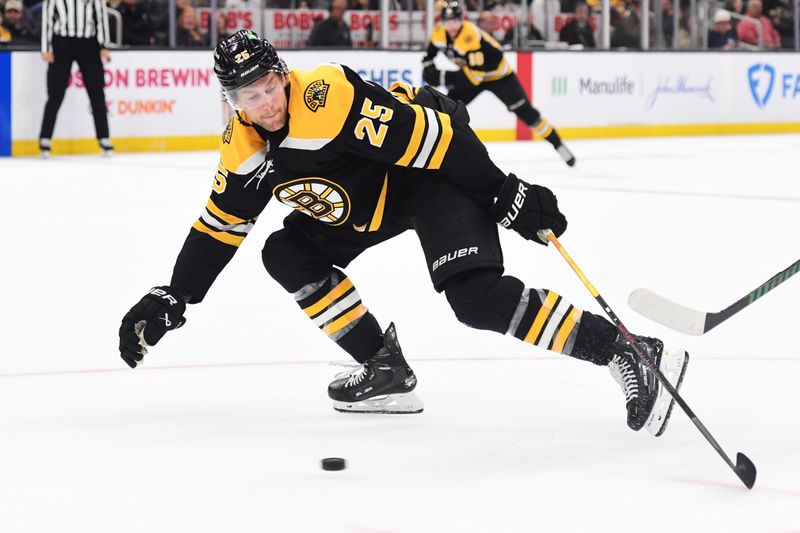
left=354, top=98, right=393, bottom=147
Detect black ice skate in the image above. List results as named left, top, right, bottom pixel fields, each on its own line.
left=328, top=323, right=423, bottom=414
left=608, top=334, right=689, bottom=436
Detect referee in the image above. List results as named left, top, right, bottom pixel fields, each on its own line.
left=40, top=0, right=113, bottom=157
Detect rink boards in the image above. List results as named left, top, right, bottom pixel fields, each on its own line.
left=1, top=49, right=799, bottom=156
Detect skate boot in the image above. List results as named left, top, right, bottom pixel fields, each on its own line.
left=556, top=144, right=576, bottom=167
left=328, top=323, right=423, bottom=414
left=607, top=334, right=689, bottom=436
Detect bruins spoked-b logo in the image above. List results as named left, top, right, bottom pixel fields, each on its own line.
left=304, top=79, right=330, bottom=112
left=274, top=178, right=351, bottom=226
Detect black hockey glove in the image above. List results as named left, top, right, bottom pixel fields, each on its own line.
left=422, top=63, right=445, bottom=87
left=119, top=286, right=187, bottom=368
left=490, top=174, right=568, bottom=245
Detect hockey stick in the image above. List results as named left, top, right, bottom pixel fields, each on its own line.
left=628, top=258, right=800, bottom=336
left=537, top=229, right=757, bottom=489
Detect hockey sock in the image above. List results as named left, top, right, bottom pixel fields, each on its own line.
left=508, top=289, right=617, bottom=363
left=292, top=269, right=383, bottom=363
left=531, top=118, right=562, bottom=147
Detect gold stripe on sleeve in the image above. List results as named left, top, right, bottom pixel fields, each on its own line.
left=192, top=220, right=245, bottom=247
left=395, top=105, right=426, bottom=167
left=427, top=112, right=453, bottom=170
left=206, top=199, right=248, bottom=225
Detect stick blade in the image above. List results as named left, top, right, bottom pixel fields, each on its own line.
left=735, top=452, right=757, bottom=489
left=628, top=289, right=707, bottom=336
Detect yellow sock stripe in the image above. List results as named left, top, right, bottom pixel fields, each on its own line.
left=206, top=199, right=248, bottom=225
left=322, top=304, right=368, bottom=336
left=550, top=308, right=582, bottom=354
left=303, top=278, right=355, bottom=318
left=395, top=105, right=426, bottom=167
left=533, top=120, right=553, bottom=137
left=368, top=173, right=389, bottom=232
left=523, top=291, right=558, bottom=344
left=192, top=220, right=245, bottom=247
left=427, top=112, right=453, bottom=170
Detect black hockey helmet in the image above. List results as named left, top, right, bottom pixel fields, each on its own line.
left=213, top=30, right=288, bottom=95
left=440, top=1, right=464, bottom=21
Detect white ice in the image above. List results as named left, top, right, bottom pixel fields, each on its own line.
left=1, top=135, right=799, bottom=533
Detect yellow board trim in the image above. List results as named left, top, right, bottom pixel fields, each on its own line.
left=395, top=105, right=426, bottom=167
left=323, top=304, right=368, bottom=336
left=368, top=173, right=389, bottom=232
left=12, top=135, right=218, bottom=156
left=524, top=291, right=558, bottom=344
left=10, top=122, right=800, bottom=157
left=192, top=219, right=245, bottom=247
left=551, top=308, right=582, bottom=354
left=303, top=278, right=355, bottom=318
left=428, top=111, right=453, bottom=170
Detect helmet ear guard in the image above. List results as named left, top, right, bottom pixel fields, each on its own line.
left=213, top=30, right=288, bottom=109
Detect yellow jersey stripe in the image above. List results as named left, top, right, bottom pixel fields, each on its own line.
left=303, top=278, right=355, bottom=318
left=368, top=173, right=389, bottom=232
left=523, top=291, right=558, bottom=344
left=428, top=112, right=453, bottom=170
left=192, top=220, right=245, bottom=247
left=551, top=308, right=582, bottom=353
left=323, top=304, right=368, bottom=336
left=206, top=199, right=248, bottom=225
left=462, top=67, right=484, bottom=86
left=395, top=104, right=426, bottom=167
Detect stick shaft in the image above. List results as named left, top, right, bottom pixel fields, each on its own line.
left=538, top=230, right=749, bottom=484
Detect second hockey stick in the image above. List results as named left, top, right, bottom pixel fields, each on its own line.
left=628, top=258, right=800, bottom=336
left=537, top=229, right=757, bottom=489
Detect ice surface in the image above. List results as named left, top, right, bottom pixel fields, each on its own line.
left=1, top=135, right=798, bottom=532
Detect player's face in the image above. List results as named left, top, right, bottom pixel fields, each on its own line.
left=444, top=19, right=462, bottom=38
left=238, top=72, right=288, bottom=131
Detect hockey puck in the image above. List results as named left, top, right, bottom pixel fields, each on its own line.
left=321, top=457, right=346, bottom=471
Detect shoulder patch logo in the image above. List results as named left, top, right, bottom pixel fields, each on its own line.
left=222, top=121, right=233, bottom=144
left=304, top=79, right=330, bottom=112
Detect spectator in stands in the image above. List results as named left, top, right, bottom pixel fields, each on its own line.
left=502, top=12, right=544, bottom=47
left=176, top=6, right=208, bottom=47
left=708, top=9, right=737, bottom=49
left=736, top=0, right=780, bottom=48
left=477, top=10, right=495, bottom=35
left=215, top=10, right=231, bottom=44
left=768, top=3, right=794, bottom=48
left=118, top=0, right=156, bottom=46
left=307, top=0, right=352, bottom=47
left=1, top=0, right=35, bottom=43
left=559, top=1, right=595, bottom=48
left=610, top=0, right=642, bottom=48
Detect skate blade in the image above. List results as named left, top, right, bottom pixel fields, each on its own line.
left=646, top=348, right=690, bottom=437
left=333, top=392, right=423, bottom=414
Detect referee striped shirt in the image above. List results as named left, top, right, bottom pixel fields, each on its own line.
left=41, top=0, right=110, bottom=53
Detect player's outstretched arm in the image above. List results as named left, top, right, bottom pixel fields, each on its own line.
left=119, top=286, right=187, bottom=368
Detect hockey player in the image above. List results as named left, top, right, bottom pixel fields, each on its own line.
left=118, top=30, right=687, bottom=435
left=421, top=2, right=576, bottom=167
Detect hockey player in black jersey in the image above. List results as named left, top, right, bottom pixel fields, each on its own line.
left=119, top=30, right=687, bottom=435
left=421, top=2, right=576, bottom=167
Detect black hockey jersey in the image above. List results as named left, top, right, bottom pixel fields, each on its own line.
left=422, top=20, right=513, bottom=86
left=170, top=63, right=506, bottom=303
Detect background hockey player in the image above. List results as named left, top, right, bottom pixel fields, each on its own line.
left=118, top=30, right=687, bottom=436
left=421, top=1, right=576, bottom=167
